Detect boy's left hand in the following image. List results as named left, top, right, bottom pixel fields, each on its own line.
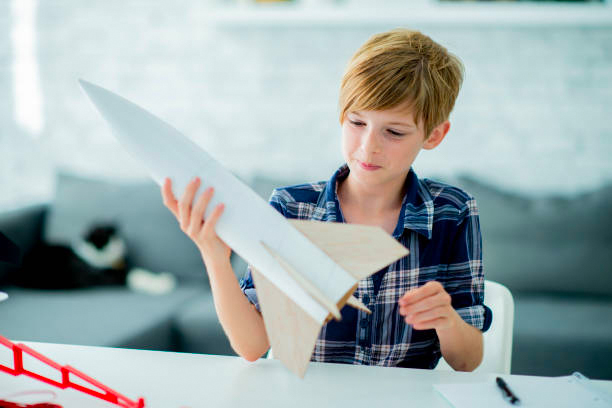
left=398, top=281, right=459, bottom=331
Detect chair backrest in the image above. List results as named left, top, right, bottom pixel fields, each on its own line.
left=435, top=279, right=514, bottom=374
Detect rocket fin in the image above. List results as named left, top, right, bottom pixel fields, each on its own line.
left=289, top=220, right=409, bottom=281
left=346, top=295, right=371, bottom=314
left=260, top=241, right=342, bottom=320
left=251, top=267, right=321, bottom=379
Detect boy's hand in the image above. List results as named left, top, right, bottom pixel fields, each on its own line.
left=398, top=281, right=459, bottom=331
left=161, top=177, right=231, bottom=266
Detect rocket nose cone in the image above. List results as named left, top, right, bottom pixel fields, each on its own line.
left=78, top=78, right=94, bottom=93
left=77, top=79, right=135, bottom=127
left=78, top=78, right=107, bottom=103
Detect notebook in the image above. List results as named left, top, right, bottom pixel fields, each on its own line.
left=434, top=372, right=612, bottom=408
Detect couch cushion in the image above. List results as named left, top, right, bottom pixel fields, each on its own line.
left=0, top=204, right=46, bottom=285
left=453, top=177, right=612, bottom=297
left=249, top=175, right=302, bottom=201
left=0, top=285, right=206, bottom=350
left=172, top=294, right=236, bottom=356
left=511, top=293, right=612, bottom=380
left=44, top=172, right=206, bottom=281
left=171, top=253, right=248, bottom=356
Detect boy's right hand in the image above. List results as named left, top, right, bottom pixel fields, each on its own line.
left=161, top=177, right=231, bottom=267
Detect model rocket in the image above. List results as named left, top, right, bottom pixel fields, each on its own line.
left=78, top=79, right=409, bottom=378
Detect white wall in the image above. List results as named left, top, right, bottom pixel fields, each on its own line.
left=1, top=1, right=611, bottom=211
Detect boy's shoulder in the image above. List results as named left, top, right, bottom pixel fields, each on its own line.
left=420, top=177, right=477, bottom=215
left=268, top=181, right=327, bottom=206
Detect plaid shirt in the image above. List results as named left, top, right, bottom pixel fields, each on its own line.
left=240, top=164, right=492, bottom=369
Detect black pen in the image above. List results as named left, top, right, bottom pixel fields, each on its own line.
left=496, top=377, right=521, bottom=405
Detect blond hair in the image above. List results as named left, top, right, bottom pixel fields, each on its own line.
left=339, top=29, right=464, bottom=139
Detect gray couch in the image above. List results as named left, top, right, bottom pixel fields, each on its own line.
left=0, top=172, right=236, bottom=356
left=1, top=171, right=611, bottom=379
left=452, top=176, right=612, bottom=380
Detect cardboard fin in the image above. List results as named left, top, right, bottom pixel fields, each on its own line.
left=289, top=219, right=409, bottom=281
left=347, top=295, right=371, bottom=314
left=251, top=267, right=321, bottom=379
left=260, top=241, right=341, bottom=320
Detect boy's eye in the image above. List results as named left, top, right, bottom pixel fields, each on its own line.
left=348, top=120, right=405, bottom=137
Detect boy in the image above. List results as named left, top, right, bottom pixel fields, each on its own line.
left=161, top=28, right=492, bottom=371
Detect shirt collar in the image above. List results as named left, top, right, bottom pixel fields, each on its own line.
left=320, top=163, right=433, bottom=240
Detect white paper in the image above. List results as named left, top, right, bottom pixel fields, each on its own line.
left=78, top=79, right=356, bottom=324
left=434, top=373, right=612, bottom=408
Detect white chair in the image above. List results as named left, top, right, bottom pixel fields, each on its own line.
left=435, top=279, right=514, bottom=374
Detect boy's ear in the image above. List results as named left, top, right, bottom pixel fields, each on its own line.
left=423, top=120, right=450, bottom=150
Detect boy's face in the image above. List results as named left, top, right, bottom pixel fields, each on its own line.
left=341, top=103, right=448, bottom=190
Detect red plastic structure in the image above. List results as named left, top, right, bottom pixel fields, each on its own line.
left=0, top=400, right=62, bottom=407
left=0, top=335, right=145, bottom=408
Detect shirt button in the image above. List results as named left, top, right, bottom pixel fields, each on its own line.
left=360, top=319, right=368, bottom=328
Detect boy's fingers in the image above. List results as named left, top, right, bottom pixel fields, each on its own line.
left=161, top=178, right=178, bottom=217
left=399, top=291, right=451, bottom=316
left=403, top=291, right=452, bottom=315
left=406, top=305, right=448, bottom=325
left=178, top=177, right=201, bottom=228
left=189, top=187, right=213, bottom=233
left=412, top=317, right=445, bottom=331
left=201, top=203, right=225, bottom=237
left=399, top=281, right=442, bottom=306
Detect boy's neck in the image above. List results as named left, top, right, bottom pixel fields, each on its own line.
left=337, top=171, right=406, bottom=218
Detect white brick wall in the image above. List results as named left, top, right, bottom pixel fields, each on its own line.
left=1, top=1, right=611, bottom=211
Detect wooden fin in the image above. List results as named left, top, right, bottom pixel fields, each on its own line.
left=260, top=241, right=341, bottom=320
left=346, top=296, right=371, bottom=314
left=251, top=267, right=321, bottom=378
left=289, top=219, right=409, bottom=281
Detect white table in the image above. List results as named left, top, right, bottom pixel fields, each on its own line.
left=1, top=341, right=611, bottom=408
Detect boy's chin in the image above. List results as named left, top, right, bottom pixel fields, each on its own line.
left=350, top=165, right=411, bottom=185
left=350, top=165, right=388, bottom=183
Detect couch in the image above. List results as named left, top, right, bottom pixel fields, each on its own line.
left=0, top=172, right=237, bottom=356
left=1, top=171, right=611, bottom=379
left=452, top=176, right=612, bottom=380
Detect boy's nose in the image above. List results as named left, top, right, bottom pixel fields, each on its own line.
left=360, top=128, right=382, bottom=155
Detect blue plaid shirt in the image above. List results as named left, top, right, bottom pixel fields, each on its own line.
left=240, top=164, right=492, bottom=369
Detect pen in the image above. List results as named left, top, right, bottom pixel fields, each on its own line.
left=496, top=377, right=521, bottom=405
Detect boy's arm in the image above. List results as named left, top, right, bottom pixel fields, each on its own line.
left=161, top=177, right=269, bottom=361
left=398, top=281, right=483, bottom=371
left=436, top=302, right=483, bottom=371
left=206, top=188, right=290, bottom=361
left=203, top=256, right=270, bottom=361
left=399, top=195, right=487, bottom=372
